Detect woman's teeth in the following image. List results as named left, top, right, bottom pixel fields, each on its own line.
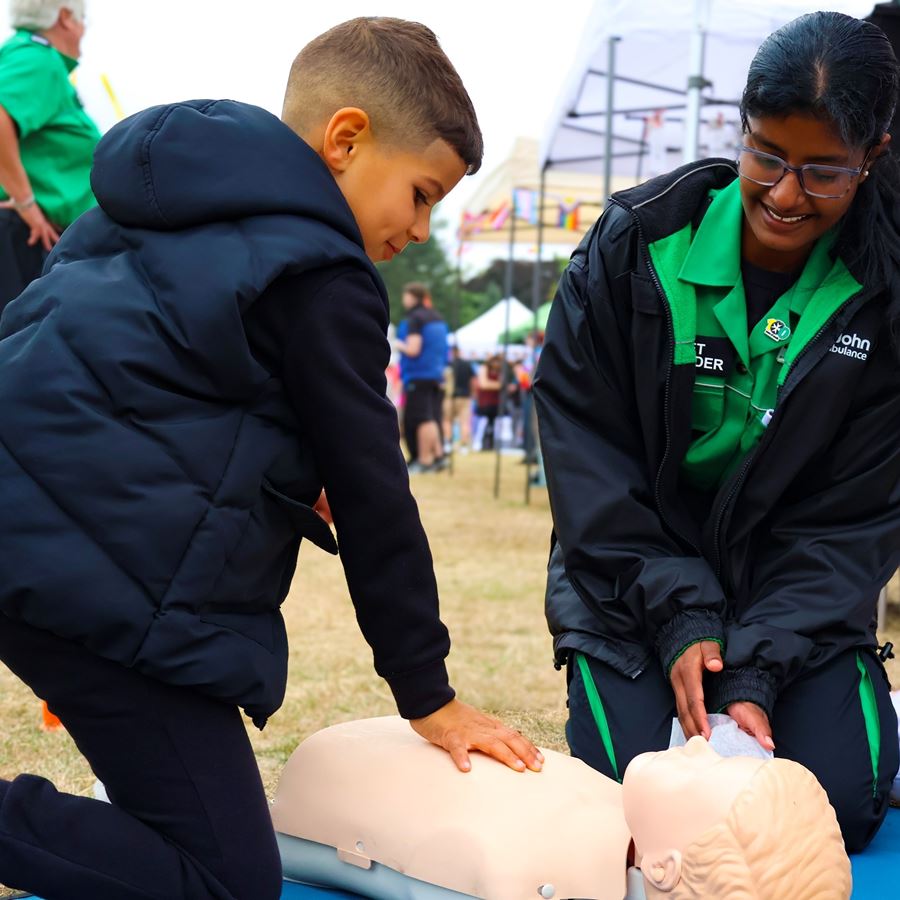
left=766, top=206, right=809, bottom=223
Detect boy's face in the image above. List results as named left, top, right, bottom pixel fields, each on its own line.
left=325, top=114, right=468, bottom=262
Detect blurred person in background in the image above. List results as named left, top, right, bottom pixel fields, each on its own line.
left=445, top=343, right=474, bottom=451
left=0, top=0, right=99, bottom=312
left=518, top=329, right=543, bottom=464
left=394, top=281, right=448, bottom=472
left=472, top=352, right=502, bottom=451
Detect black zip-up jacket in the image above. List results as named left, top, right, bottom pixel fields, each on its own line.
left=534, top=160, right=900, bottom=716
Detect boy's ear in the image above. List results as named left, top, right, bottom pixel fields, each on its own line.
left=321, top=108, right=372, bottom=175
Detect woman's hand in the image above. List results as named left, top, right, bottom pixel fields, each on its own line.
left=669, top=640, right=723, bottom=739
left=410, top=698, right=544, bottom=774
left=727, top=701, right=775, bottom=752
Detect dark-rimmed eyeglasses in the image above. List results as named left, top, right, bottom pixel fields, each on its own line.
left=736, top=145, right=868, bottom=199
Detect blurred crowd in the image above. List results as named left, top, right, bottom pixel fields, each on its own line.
left=387, top=281, right=543, bottom=471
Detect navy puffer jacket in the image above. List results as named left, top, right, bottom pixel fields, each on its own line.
left=0, top=99, right=382, bottom=726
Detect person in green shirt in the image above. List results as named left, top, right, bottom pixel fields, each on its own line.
left=0, top=1, right=99, bottom=309
left=536, top=11, right=900, bottom=853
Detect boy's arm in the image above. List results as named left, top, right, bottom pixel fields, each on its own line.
left=262, top=266, right=541, bottom=773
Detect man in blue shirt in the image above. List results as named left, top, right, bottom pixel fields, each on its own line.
left=395, top=282, right=448, bottom=472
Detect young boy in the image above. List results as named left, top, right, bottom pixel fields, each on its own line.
left=0, top=17, right=541, bottom=900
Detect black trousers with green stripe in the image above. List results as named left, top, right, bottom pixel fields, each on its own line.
left=567, top=647, right=898, bottom=854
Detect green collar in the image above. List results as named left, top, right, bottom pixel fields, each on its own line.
left=14, top=28, right=78, bottom=73
left=679, top=179, right=743, bottom=287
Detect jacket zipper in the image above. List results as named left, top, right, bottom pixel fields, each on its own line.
left=709, top=289, right=868, bottom=580
left=610, top=197, right=700, bottom=555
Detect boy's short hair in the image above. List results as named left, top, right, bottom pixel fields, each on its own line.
left=282, top=17, right=483, bottom=174
left=402, top=282, right=430, bottom=304
left=10, top=0, right=84, bottom=30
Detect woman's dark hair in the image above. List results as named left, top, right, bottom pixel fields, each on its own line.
left=741, top=12, right=900, bottom=350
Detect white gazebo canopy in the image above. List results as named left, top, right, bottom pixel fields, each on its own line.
left=540, top=0, right=877, bottom=187
left=452, top=297, right=533, bottom=356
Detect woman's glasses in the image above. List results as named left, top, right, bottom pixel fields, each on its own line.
left=736, top=145, right=868, bottom=199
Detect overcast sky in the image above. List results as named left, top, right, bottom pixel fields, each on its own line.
left=0, top=0, right=597, bottom=258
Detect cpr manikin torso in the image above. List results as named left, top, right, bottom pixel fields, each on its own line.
left=273, top=716, right=630, bottom=899
left=272, top=717, right=851, bottom=900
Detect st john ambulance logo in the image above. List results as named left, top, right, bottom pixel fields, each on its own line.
left=831, top=332, right=871, bottom=361
left=764, top=318, right=791, bottom=342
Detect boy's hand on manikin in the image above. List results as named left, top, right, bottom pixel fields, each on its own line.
left=727, top=701, right=775, bottom=752
left=410, top=698, right=544, bottom=774
left=670, top=640, right=723, bottom=740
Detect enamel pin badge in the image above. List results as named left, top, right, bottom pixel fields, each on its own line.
left=764, top=318, right=791, bottom=342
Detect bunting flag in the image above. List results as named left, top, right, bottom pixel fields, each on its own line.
left=558, top=199, right=580, bottom=231
left=458, top=210, right=487, bottom=240
left=513, top=188, right=540, bottom=225
left=487, top=203, right=511, bottom=230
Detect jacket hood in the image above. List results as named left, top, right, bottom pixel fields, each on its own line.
left=90, top=99, right=362, bottom=243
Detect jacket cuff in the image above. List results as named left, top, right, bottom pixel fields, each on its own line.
left=707, top=666, right=778, bottom=719
left=384, top=659, right=456, bottom=720
left=656, top=610, right=725, bottom=677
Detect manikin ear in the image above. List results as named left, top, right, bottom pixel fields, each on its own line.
left=640, top=849, right=683, bottom=892
left=320, top=108, right=371, bottom=176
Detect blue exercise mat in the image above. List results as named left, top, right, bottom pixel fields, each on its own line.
left=18, top=809, right=899, bottom=899
left=281, top=882, right=361, bottom=899
left=850, top=806, right=899, bottom=898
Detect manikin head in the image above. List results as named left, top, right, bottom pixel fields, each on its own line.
left=624, top=736, right=851, bottom=899
left=281, top=17, right=482, bottom=264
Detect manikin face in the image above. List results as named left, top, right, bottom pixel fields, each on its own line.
left=334, top=136, right=467, bottom=264
left=623, top=736, right=766, bottom=867
left=739, top=113, right=881, bottom=272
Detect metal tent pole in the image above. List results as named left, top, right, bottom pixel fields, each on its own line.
left=525, top=165, right=547, bottom=505
left=493, top=191, right=517, bottom=500
left=603, top=35, right=621, bottom=204
left=448, top=235, right=465, bottom=478
left=684, top=0, right=711, bottom=163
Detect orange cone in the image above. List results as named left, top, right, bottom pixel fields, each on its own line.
left=40, top=700, right=63, bottom=731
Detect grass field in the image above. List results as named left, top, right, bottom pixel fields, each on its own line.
left=0, top=451, right=897, bottom=896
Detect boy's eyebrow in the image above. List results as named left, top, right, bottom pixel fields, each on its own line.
left=423, top=176, right=448, bottom=199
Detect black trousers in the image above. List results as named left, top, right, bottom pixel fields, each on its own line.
left=0, top=616, right=282, bottom=900
left=403, top=379, right=443, bottom=461
left=567, top=647, right=898, bottom=854
left=0, top=209, right=46, bottom=315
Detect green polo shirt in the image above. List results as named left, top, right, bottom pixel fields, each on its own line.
left=649, top=179, right=861, bottom=492
left=0, top=29, right=100, bottom=228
